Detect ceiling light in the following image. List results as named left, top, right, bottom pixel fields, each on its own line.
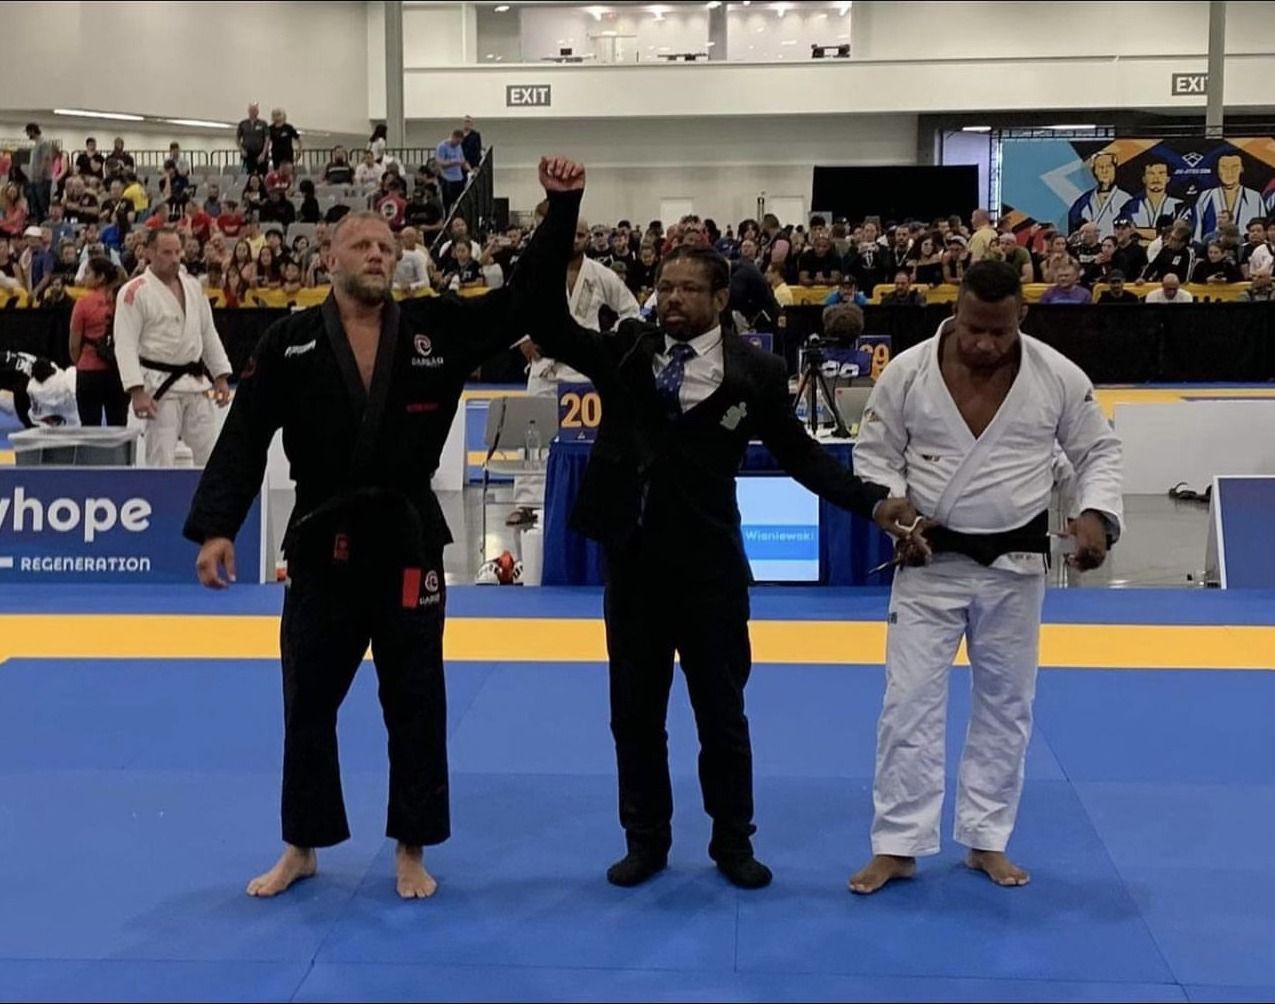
left=781, top=39, right=797, bottom=45
left=165, top=118, right=235, bottom=129
left=53, top=108, right=145, bottom=121
left=494, top=4, right=510, bottom=11
left=962, top=126, right=992, bottom=132
left=774, top=2, right=792, bottom=15
left=706, top=0, right=721, bottom=6
left=838, top=1, right=851, bottom=13
left=1048, top=123, right=1096, bottom=130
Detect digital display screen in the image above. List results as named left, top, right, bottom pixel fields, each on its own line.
left=737, top=475, right=820, bottom=583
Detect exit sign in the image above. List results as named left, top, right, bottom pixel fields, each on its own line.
left=1172, top=73, right=1208, bottom=96
left=506, top=85, right=552, bottom=107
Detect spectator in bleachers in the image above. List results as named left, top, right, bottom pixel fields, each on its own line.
left=120, top=231, right=143, bottom=276
left=0, top=183, right=29, bottom=238
left=205, top=234, right=229, bottom=271
left=202, top=260, right=224, bottom=292
left=1239, top=218, right=1269, bottom=276
left=609, top=229, right=637, bottom=271
left=908, top=233, right=945, bottom=286
left=393, top=227, right=432, bottom=294
left=436, top=129, right=467, bottom=211
left=304, top=240, right=330, bottom=287
left=41, top=202, right=74, bottom=248
left=178, top=199, right=213, bottom=243
left=405, top=182, right=444, bottom=239
left=267, top=108, right=302, bottom=171
left=243, top=219, right=266, bottom=258
left=941, top=234, right=969, bottom=285
left=38, top=275, right=71, bottom=309
left=99, top=178, right=126, bottom=221
left=991, top=232, right=1033, bottom=284
left=203, top=183, right=222, bottom=218
left=799, top=233, right=844, bottom=286
left=355, top=149, right=383, bottom=188
left=1146, top=273, right=1193, bottom=303
left=281, top=261, right=304, bottom=297
left=265, top=161, right=294, bottom=196
left=258, top=187, right=296, bottom=226
left=765, top=259, right=794, bottom=306
left=1247, top=221, right=1275, bottom=275
left=64, top=176, right=102, bottom=224
left=237, top=103, right=270, bottom=176
left=879, top=271, right=927, bottom=306
left=1071, top=222, right=1103, bottom=283
left=215, top=199, right=245, bottom=238
left=441, top=239, right=483, bottom=290
left=1240, top=268, right=1273, bottom=301
left=323, top=147, right=355, bottom=185
left=104, top=138, right=134, bottom=178
left=587, top=225, right=612, bottom=260
left=254, top=247, right=281, bottom=288
left=1111, top=217, right=1147, bottom=281
left=17, top=229, right=51, bottom=292
left=222, top=264, right=247, bottom=307
left=169, top=142, right=191, bottom=181
left=230, top=239, right=254, bottom=284
left=241, top=173, right=267, bottom=216
left=625, top=242, right=658, bottom=300
left=967, top=209, right=998, bottom=261
left=736, top=237, right=758, bottom=267
left=121, top=171, right=148, bottom=214
left=781, top=230, right=806, bottom=284
left=882, top=226, right=912, bottom=278
left=264, top=228, right=289, bottom=266
left=436, top=216, right=480, bottom=272
left=100, top=206, right=131, bottom=252
left=461, top=115, right=482, bottom=172
left=1096, top=270, right=1139, bottom=303
left=291, top=235, right=311, bottom=270
left=23, top=124, right=53, bottom=224
left=824, top=275, right=867, bottom=306
left=182, top=236, right=205, bottom=278
left=373, top=182, right=407, bottom=232
left=369, top=123, right=388, bottom=163
left=1039, top=262, right=1091, bottom=304
left=75, top=238, right=122, bottom=284
left=1191, top=242, right=1243, bottom=284
left=1200, top=208, right=1232, bottom=247
left=297, top=179, right=321, bottom=224
left=0, top=239, right=20, bottom=291
left=76, top=137, right=105, bottom=181
left=1040, top=233, right=1078, bottom=284
left=1143, top=222, right=1195, bottom=282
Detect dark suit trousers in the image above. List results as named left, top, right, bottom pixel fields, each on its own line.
left=603, top=549, right=756, bottom=861
left=278, top=552, right=450, bottom=849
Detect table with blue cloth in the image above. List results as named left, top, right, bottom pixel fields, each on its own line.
left=540, top=438, right=895, bottom=586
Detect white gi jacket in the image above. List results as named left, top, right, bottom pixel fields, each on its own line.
left=529, top=256, right=640, bottom=385
left=113, top=268, right=232, bottom=395
left=855, top=328, right=1123, bottom=572
left=27, top=366, right=80, bottom=427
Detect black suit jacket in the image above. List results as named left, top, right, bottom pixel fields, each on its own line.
left=527, top=191, right=888, bottom=571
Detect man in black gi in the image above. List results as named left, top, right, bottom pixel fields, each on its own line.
left=527, top=159, right=920, bottom=889
left=184, top=198, right=557, bottom=899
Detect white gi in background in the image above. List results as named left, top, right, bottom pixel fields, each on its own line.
left=26, top=365, right=80, bottom=428
left=854, top=328, right=1123, bottom=857
left=114, top=268, right=233, bottom=467
left=1192, top=184, right=1267, bottom=244
left=513, top=257, right=640, bottom=507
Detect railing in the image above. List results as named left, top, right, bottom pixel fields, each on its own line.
left=206, top=147, right=442, bottom=175
left=431, top=146, right=495, bottom=257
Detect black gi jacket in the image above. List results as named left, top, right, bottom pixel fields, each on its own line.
left=184, top=275, right=537, bottom=562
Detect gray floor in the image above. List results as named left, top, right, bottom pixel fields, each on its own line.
left=434, top=486, right=1213, bottom=589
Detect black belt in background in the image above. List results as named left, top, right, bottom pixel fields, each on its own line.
left=140, top=357, right=208, bottom=401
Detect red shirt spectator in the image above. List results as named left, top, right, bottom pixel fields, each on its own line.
left=265, top=165, right=294, bottom=195
left=374, top=192, right=407, bottom=232
left=69, top=287, right=113, bottom=373
left=215, top=204, right=246, bottom=238
left=180, top=206, right=213, bottom=243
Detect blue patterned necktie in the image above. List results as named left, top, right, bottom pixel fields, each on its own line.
left=655, top=341, right=697, bottom=417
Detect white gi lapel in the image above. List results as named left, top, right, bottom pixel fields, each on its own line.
left=929, top=331, right=1030, bottom=527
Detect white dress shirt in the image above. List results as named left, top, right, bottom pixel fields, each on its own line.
left=654, top=326, right=724, bottom=413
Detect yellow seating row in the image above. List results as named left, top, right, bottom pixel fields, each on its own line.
left=0, top=284, right=493, bottom=311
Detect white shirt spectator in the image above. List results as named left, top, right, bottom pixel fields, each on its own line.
left=1145, top=287, right=1195, bottom=303
left=1249, top=244, right=1274, bottom=275
left=394, top=246, right=433, bottom=292
left=355, top=161, right=384, bottom=187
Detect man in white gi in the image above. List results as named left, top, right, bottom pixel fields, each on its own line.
left=114, top=228, right=232, bottom=467
left=508, top=214, right=640, bottom=527
left=849, top=260, right=1123, bottom=894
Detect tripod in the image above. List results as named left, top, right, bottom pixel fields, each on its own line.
left=792, top=340, right=852, bottom=439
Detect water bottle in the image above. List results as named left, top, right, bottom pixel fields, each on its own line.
left=524, top=420, right=541, bottom=469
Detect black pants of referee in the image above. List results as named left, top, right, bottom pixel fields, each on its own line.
left=279, top=550, right=449, bottom=849
left=603, top=548, right=756, bottom=863
left=76, top=369, right=128, bottom=427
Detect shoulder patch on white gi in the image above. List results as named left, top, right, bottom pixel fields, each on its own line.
left=721, top=402, right=747, bottom=431
left=283, top=339, right=317, bottom=358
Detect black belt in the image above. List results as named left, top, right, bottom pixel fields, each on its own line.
left=283, top=487, right=429, bottom=570
left=140, top=357, right=208, bottom=401
left=927, top=511, right=1050, bottom=567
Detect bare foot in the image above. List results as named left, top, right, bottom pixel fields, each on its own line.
left=246, top=845, right=316, bottom=897
left=848, top=854, right=916, bottom=895
left=966, top=849, right=1030, bottom=887
left=395, top=843, right=438, bottom=899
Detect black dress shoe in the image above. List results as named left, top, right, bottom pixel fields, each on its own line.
left=606, top=851, right=668, bottom=887
left=715, top=855, right=773, bottom=889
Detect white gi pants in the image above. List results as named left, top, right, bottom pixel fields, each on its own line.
left=144, top=391, right=217, bottom=467
left=870, top=553, right=1046, bottom=857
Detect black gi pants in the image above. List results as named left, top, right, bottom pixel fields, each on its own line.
left=603, top=547, right=756, bottom=862
left=75, top=369, right=128, bottom=427
left=279, top=546, right=449, bottom=849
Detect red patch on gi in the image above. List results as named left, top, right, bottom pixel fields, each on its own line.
left=332, top=533, right=350, bottom=562
left=122, top=276, right=145, bottom=306
left=406, top=401, right=440, bottom=413
left=402, top=567, right=422, bottom=608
